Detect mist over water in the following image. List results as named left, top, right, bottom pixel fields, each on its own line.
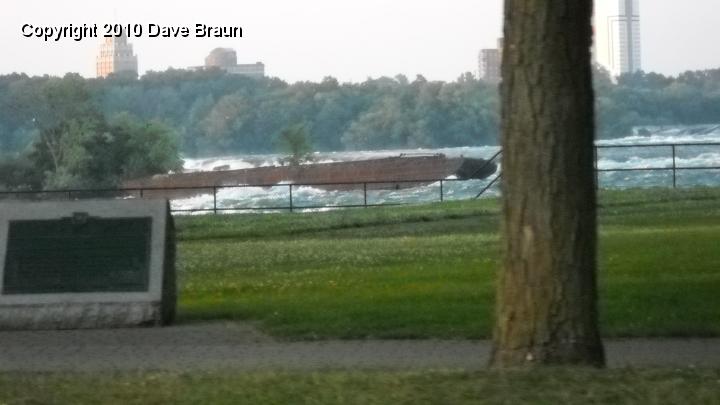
left=173, top=126, right=720, bottom=214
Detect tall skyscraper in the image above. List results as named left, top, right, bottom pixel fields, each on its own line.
left=96, top=34, right=138, bottom=78
left=594, top=0, right=642, bottom=77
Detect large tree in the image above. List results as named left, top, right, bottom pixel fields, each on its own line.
left=26, top=113, right=182, bottom=189
left=490, top=0, right=605, bottom=367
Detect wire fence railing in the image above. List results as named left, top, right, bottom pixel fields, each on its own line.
left=476, top=142, right=720, bottom=199
left=593, top=142, right=720, bottom=189
left=0, top=178, right=482, bottom=214
left=1, top=142, right=719, bottom=214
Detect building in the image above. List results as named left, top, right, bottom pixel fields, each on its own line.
left=479, top=49, right=501, bottom=83
left=96, top=34, right=138, bottom=78
left=594, top=0, right=642, bottom=77
left=205, top=48, right=238, bottom=68
left=202, top=48, right=265, bottom=78
left=225, top=63, right=265, bottom=77
left=478, top=38, right=503, bottom=83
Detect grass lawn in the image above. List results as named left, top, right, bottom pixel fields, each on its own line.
left=175, top=188, right=720, bottom=339
left=1, top=369, right=719, bottom=404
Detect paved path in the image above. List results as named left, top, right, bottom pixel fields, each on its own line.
left=1, top=322, right=719, bottom=372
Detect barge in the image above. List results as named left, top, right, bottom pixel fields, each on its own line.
left=123, top=153, right=498, bottom=199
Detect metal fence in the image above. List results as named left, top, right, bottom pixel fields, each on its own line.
left=1, top=142, right=719, bottom=214
left=476, top=142, right=720, bottom=199
left=593, top=142, right=720, bottom=189
left=0, top=178, right=479, bottom=214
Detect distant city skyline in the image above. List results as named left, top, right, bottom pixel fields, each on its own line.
left=1, top=0, right=719, bottom=82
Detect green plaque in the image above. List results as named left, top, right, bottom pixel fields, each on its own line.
left=3, top=214, right=152, bottom=294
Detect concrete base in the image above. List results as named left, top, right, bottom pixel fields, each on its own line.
left=0, top=302, right=162, bottom=330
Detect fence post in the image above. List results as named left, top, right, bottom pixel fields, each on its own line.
left=289, top=184, right=294, bottom=212
left=67, top=191, right=72, bottom=200
left=594, top=145, right=599, bottom=190
left=440, top=179, right=444, bottom=202
left=672, top=145, right=677, bottom=188
left=213, top=186, right=218, bottom=214
left=363, top=183, right=368, bottom=207
left=140, top=188, right=144, bottom=198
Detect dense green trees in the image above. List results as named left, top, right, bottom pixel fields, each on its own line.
left=6, top=113, right=182, bottom=190
left=2, top=68, right=720, bottom=160
left=0, top=74, right=182, bottom=190
left=595, top=68, right=720, bottom=137
left=0, top=70, right=500, bottom=160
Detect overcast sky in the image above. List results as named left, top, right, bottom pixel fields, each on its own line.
left=1, top=0, right=718, bottom=83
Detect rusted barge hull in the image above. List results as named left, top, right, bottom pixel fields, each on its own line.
left=123, top=154, right=497, bottom=199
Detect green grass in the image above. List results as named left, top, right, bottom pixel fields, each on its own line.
left=175, top=188, right=720, bottom=339
left=2, top=369, right=719, bottom=404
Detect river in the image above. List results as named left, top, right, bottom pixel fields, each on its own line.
left=172, top=125, right=720, bottom=213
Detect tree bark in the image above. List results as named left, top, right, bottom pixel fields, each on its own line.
left=490, top=0, right=605, bottom=367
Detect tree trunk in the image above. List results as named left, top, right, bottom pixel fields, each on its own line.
left=490, top=0, right=605, bottom=367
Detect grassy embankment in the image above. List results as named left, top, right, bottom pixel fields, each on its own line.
left=2, top=369, right=719, bottom=404
left=175, top=188, right=720, bottom=339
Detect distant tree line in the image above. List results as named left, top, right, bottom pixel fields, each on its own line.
left=594, top=67, right=720, bottom=137
left=1, top=67, right=719, bottom=189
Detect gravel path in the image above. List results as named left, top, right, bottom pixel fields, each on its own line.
left=1, top=322, right=719, bottom=372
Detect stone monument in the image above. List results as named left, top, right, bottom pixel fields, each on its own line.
left=0, top=199, right=176, bottom=330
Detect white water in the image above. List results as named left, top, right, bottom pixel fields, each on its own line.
left=172, top=125, right=720, bottom=213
